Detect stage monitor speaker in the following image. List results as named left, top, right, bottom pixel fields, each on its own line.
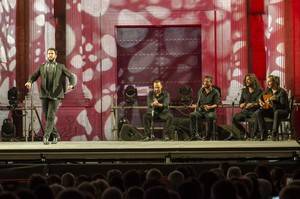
left=120, top=124, right=144, bottom=141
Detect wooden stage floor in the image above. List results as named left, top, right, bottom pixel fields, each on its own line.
left=0, top=140, right=299, bottom=162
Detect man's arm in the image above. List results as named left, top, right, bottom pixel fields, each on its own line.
left=61, top=64, right=75, bottom=89
left=162, top=92, right=170, bottom=108
left=25, top=68, right=41, bottom=89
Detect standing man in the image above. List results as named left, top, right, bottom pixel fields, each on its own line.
left=190, top=76, right=220, bottom=140
left=143, top=80, right=173, bottom=140
left=25, top=48, right=75, bottom=144
left=232, top=74, right=262, bottom=139
left=253, top=75, right=289, bottom=141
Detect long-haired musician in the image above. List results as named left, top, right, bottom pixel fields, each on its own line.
left=252, top=75, right=289, bottom=141
left=232, top=74, right=262, bottom=139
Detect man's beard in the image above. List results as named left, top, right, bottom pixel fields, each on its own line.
left=48, top=58, right=55, bottom=62
left=246, top=82, right=253, bottom=88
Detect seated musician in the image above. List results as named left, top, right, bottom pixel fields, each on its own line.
left=190, top=76, right=221, bottom=140
left=232, top=74, right=262, bottom=139
left=143, top=80, right=173, bottom=141
left=253, top=75, right=289, bottom=141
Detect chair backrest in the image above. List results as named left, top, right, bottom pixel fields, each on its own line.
left=287, top=96, right=295, bottom=120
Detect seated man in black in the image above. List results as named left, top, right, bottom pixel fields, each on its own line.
left=253, top=75, right=289, bottom=141
left=190, top=76, right=220, bottom=140
left=143, top=80, right=173, bottom=140
left=232, top=74, right=262, bottom=139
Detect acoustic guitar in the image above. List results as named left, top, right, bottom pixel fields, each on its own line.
left=262, top=93, right=273, bottom=109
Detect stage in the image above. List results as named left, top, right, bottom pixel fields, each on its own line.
left=0, top=140, right=299, bottom=163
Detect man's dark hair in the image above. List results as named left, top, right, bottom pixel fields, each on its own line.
left=47, top=48, right=57, bottom=54
left=268, top=75, right=280, bottom=86
left=204, top=75, right=213, bottom=82
left=153, top=80, right=162, bottom=84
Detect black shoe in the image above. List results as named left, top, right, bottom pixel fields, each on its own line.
left=164, top=136, right=171, bottom=141
left=43, top=137, right=49, bottom=145
left=52, top=137, right=58, bottom=144
left=260, top=134, right=267, bottom=141
left=143, top=135, right=154, bottom=141
left=271, top=132, right=278, bottom=141
left=191, top=134, right=201, bottom=141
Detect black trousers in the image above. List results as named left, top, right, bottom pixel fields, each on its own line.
left=232, top=110, right=255, bottom=136
left=143, top=112, right=173, bottom=138
left=190, top=111, right=216, bottom=138
left=41, top=98, right=60, bottom=139
left=253, top=108, right=289, bottom=136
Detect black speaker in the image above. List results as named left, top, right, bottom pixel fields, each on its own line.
left=1, top=118, right=15, bottom=138
left=120, top=124, right=144, bottom=141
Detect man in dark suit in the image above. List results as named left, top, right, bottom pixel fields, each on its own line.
left=143, top=80, right=173, bottom=141
left=25, top=48, right=75, bottom=144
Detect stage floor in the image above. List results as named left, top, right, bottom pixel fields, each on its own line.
left=0, top=140, right=299, bottom=162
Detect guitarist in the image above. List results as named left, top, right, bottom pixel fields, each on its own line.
left=253, top=75, right=289, bottom=141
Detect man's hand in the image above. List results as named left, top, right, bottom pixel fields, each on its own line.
left=240, top=103, right=246, bottom=109
left=203, top=105, right=209, bottom=111
left=245, top=103, right=254, bottom=109
left=25, top=82, right=32, bottom=89
left=270, top=95, right=277, bottom=101
left=67, top=85, right=74, bottom=91
left=259, top=99, right=265, bottom=107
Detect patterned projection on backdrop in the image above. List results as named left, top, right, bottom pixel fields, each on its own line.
left=116, top=26, right=202, bottom=127
left=0, top=0, right=16, bottom=126
left=0, top=0, right=287, bottom=140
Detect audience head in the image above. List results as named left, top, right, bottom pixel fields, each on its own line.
left=168, top=170, right=184, bottom=191
left=106, top=169, right=122, bottom=182
left=0, top=192, right=19, bottom=199
left=146, top=168, right=163, bottom=181
left=56, top=188, right=85, bottom=199
left=258, top=178, right=272, bottom=199
left=125, top=186, right=144, bottom=199
left=28, top=174, right=47, bottom=191
left=47, top=174, right=61, bottom=185
left=49, top=184, right=65, bottom=198
left=227, top=166, right=242, bottom=179
left=33, top=184, right=54, bottom=199
left=144, top=186, right=170, bottom=199
left=178, top=179, right=203, bottom=199
left=123, top=169, right=141, bottom=190
left=198, top=170, right=219, bottom=199
left=77, top=182, right=96, bottom=198
left=101, top=187, right=122, bottom=199
left=211, top=179, right=237, bottom=199
left=61, top=172, right=76, bottom=188
left=16, top=189, right=37, bottom=199
left=279, top=185, right=300, bottom=199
